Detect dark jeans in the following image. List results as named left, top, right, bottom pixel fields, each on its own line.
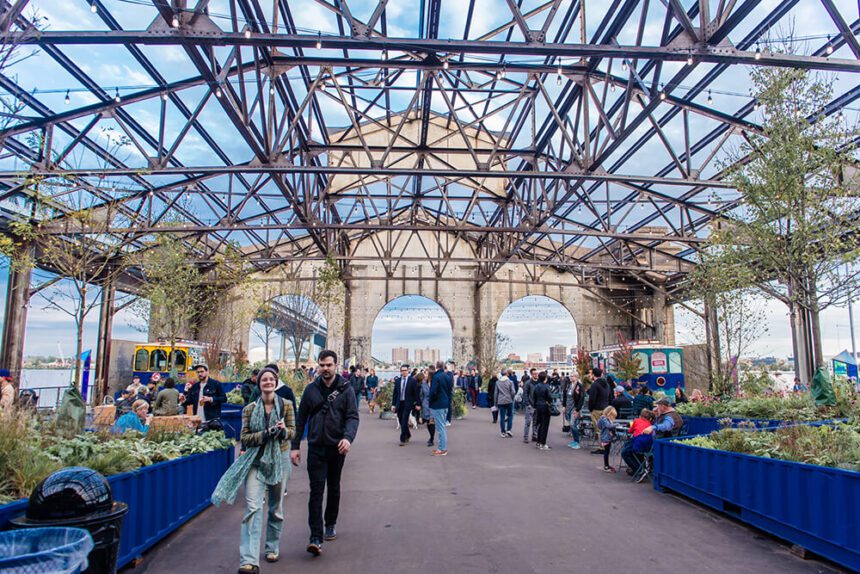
left=498, top=403, right=513, bottom=433
left=535, top=406, right=551, bottom=445
left=621, top=440, right=645, bottom=470
left=468, top=388, right=478, bottom=406
left=307, top=444, right=345, bottom=541
left=397, top=405, right=412, bottom=443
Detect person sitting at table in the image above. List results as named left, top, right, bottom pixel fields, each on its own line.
left=114, top=399, right=151, bottom=434
left=641, top=399, right=683, bottom=438
left=153, top=378, right=181, bottom=416
left=114, top=389, right=136, bottom=421
left=622, top=409, right=656, bottom=476
left=631, top=385, right=654, bottom=414
left=126, top=375, right=144, bottom=396
left=611, top=386, right=632, bottom=415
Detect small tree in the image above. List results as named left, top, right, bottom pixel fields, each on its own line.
left=574, top=348, right=593, bottom=385
left=476, top=319, right=510, bottom=379
left=612, top=333, right=642, bottom=384
left=251, top=301, right=278, bottom=363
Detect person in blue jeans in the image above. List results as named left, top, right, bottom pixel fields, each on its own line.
left=429, top=361, right=450, bottom=455
left=493, top=375, right=516, bottom=437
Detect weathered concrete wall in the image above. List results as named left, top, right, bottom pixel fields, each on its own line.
left=203, top=230, right=677, bottom=369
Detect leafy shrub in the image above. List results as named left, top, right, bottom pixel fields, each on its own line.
left=676, top=394, right=857, bottom=421
left=226, top=387, right=244, bottom=405
left=376, top=383, right=393, bottom=414
left=681, top=423, right=860, bottom=471
left=452, top=388, right=467, bottom=418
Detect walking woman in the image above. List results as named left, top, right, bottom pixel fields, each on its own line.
left=211, top=367, right=295, bottom=574
left=532, top=372, right=554, bottom=450
left=418, top=371, right=435, bottom=447
left=366, top=368, right=379, bottom=413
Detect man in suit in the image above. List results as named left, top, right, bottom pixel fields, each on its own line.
left=391, top=364, right=420, bottom=445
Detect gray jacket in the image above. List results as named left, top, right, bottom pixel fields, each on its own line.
left=494, top=378, right=516, bottom=406
left=420, top=381, right=431, bottom=413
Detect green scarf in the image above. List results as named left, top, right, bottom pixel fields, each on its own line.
left=211, top=397, right=284, bottom=506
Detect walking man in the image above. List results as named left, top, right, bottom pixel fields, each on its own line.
left=392, top=364, right=420, bottom=445
left=429, top=361, right=451, bottom=455
left=522, top=368, right=537, bottom=443
left=291, top=350, right=359, bottom=556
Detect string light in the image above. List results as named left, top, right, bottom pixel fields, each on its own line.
left=315, top=32, right=322, bottom=50
left=753, top=98, right=760, bottom=111
left=64, top=90, right=70, bottom=105
left=754, top=42, right=761, bottom=60
left=172, top=14, right=180, bottom=28
left=610, top=82, right=616, bottom=93
left=659, top=83, right=666, bottom=100
left=114, top=88, right=121, bottom=103
left=621, top=60, right=627, bottom=72
left=826, top=35, right=834, bottom=55
left=687, top=51, right=693, bottom=66
left=215, top=85, right=222, bottom=98
left=90, top=2, right=97, bottom=14
left=244, top=29, right=251, bottom=39
left=443, top=60, right=449, bottom=70
left=707, top=89, right=713, bottom=105
left=270, top=84, right=275, bottom=96
left=162, top=92, right=169, bottom=101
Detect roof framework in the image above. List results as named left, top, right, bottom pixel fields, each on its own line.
left=0, top=0, right=858, bottom=296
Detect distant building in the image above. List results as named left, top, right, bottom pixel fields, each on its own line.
left=549, top=345, right=567, bottom=363
left=506, top=353, right=521, bottom=362
left=414, top=347, right=441, bottom=364
left=527, top=352, right=544, bottom=364
left=392, top=347, right=409, bottom=364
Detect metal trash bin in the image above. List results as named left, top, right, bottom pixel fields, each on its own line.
left=10, top=467, right=128, bottom=574
left=0, top=527, right=94, bottom=574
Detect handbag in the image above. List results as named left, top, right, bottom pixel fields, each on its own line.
left=490, top=405, right=498, bottom=412
left=549, top=401, right=561, bottom=417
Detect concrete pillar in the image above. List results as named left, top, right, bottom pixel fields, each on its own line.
left=703, top=296, right=721, bottom=389
left=94, top=280, right=116, bottom=404
left=1, top=246, right=32, bottom=386
left=652, top=290, right=666, bottom=343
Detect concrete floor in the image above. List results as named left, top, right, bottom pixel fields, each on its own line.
left=127, top=407, right=845, bottom=574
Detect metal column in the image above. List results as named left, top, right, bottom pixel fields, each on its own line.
left=94, top=280, right=116, bottom=405
left=0, top=245, right=32, bottom=387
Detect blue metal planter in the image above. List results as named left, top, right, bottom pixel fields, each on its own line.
left=653, top=439, right=860, bottom=571
left=220, top=406, right=243, bottom=440
left=681, top=416, right=847, bottom=436
left=0, top=447, right=235, bottom=569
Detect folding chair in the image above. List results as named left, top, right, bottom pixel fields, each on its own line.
left=630, top=445, right=653, bottom=484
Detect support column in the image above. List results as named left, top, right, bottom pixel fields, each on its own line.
left=1, top=247, right=32, bottom=388
left=703, top=295, right=721, bottom=390
left=94, top=280, right=116, bottom=405
left=652, top=290, right=666, bottom=343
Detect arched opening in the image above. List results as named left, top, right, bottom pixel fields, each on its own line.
left=371, top=295, right=453, bottom=377
left=248, top=294, right=328, bottom=368
left=495, top=296, right=578, bottom=372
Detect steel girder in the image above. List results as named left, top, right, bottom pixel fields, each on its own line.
left=0, top=0, right=856, bottom=291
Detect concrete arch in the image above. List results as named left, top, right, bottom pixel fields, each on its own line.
left=493, top=294, right=578, bottom=336
left=370, top=295, right=454, bottom=365
left=247, top=293, right=328, bottom=364
left=495, top=295, right=578, bottom=358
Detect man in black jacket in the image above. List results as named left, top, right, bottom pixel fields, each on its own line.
left=291, top=350, right=359, bottom=556
left=587, top=368, right=612, bottom=454
left=391, top=364, right=420, bottom=445
left=181, top=364, right=226, bottom=422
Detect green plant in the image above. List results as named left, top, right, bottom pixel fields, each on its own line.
left=226, top=387, right=244, bottom=405
left=376, top=383, right=393, bottom=414
left=452, top=388, right=467, bottom=418
left=681, top=423, right=860, bottom=470
left=612, top=334, right=642, bottom=383
left=675, top=394, right=857, bottom=421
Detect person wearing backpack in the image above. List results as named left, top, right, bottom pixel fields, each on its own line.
left=290, top=350, right=359, bottom=556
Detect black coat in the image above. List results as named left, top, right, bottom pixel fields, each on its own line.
left=532, top=382, right=554, bottom=409
left=587, top=377, right=611, bottom=411
left=291, top=375, right=359, bottom=448
left=392, top=375, right=420, bottom=411
left=182, top=378, right=226, bottom=420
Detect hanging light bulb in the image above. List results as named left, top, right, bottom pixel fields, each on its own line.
left=215, top=85, right=222, bottom=98
left=270, top=84, right=275, bottom=96
left=162, top=91, right=169, bottom=101
left=826, top=35, right=834, bottom=55
left=687, top=52, right=693, bottom=66
left=753, top=98, right=760, bottom=111
left=496, top=68, right=502, bottom=81
left=90, top=2, right=97, bottom=13
left=443, top=60, right=449, bottom=70
left=244, top=29, right=251, bottom=39
left=707, top=89, right=713, bottom=105
left=610, top=82, right=616, bottom=93
left=172, top=14, right=180, bottom=28
left=621, top=60, right=627, bottom=72
left=64, top=90, right=70, bottom=105
left=557, top=73, right=562, bottom=86
left=754, top=42, right=761, bottom=60
left=658, top=83, right=666, bottom=100
left=114, top=88, right=121, bottom=103
left=316, top=32, right=322, bottom=50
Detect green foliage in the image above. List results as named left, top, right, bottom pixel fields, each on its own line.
left=612, top=334, right=642, bottom=383
left=226, top=387, right=244, bottom=405
left=681, top=423, right=860, bottom=471
left=376, top=383, right=393, bottom=414
left=676, top=393, right=857, bottom=421
left=452, top=388, right=467, bottom=418
left=315, top=254, right=345, bottom=307
left=574, top=348, right=593, bottom=385
left=0, top=408, right=232, bottom=503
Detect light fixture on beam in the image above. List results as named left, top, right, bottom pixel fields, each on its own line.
left=707, top=89, right=713, bottom=105
left=114, top=88, right=121, bottom=103
left=316, top=32, right=322, bottom=50
left=826, top=35, right=834, bottom=55
left=172, top=14, right=180, bottom=28
left=64, top=90, right=70, bottom=105
left=90, top=2, right=97, bottom=13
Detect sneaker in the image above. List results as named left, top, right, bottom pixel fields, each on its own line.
left=426, top=439, right=434, bottom=447
left=500, top=432, right=507, bottom=438
left=590, top=449, right=605, bottom=455
left=544, top=444, right=552, bottom=450
left=446, top=422, right=451, bottom=427
left=523, top=438, right=530, bottom=443
left=567, top=441, right=580, bottom=450
left=472, top=405, right=476, bottom=409
left=398, top=442, right=406, bottom=446
left=306, top=539, right=323, bottom=556
left=432, top=449, right=448, bottom=456
left=603, top=466, right=617, bottom=473
left=324, top=526, right=337, bottom=541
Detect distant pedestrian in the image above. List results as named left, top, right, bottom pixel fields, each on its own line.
left=392, top=365, right=420, bottom=446
left=445, top=365, right=454, bottom=425
left=494, top=375, right=515, bottom=438
left=468, top=368, right=481, bottom=408
left=587, top=368, right=611, bottom=454
left=365, top=368, right=379, bottom=413
left=598, top=406, right=618, bottom=473
left=486, top=374, right=498, bottom=423
left=532, top=372, right=553, bottom=450
left=522, top=368, right=537, bottom=443
left=418, top=371, right=435, bottom=447
left=429, top=361, right=451, bottom=455
left=290, top=351, right=359, bottom=556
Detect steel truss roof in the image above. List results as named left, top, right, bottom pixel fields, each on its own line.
left=0, top=0, right=858, bottom=297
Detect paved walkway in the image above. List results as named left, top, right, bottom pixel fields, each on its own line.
left=127, top=407, right=842, bottom=573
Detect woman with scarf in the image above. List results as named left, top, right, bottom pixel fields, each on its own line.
left=211, top=367, right=295, bottom=574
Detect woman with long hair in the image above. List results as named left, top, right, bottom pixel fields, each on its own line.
left=212, top=367, right=295, bottom=574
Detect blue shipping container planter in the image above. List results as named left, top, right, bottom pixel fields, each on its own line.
left=0, top=446, right=234, bottom=570
left=680, top=416, right=846, bottom=436
left=653, top=438, right=860, bottom=571
left=220, top=406, right=243, bottom=440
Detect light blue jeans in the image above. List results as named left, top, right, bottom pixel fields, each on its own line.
left=240, top=451, right=292, bottom=566
left=432, top=408, right=448, bottom=451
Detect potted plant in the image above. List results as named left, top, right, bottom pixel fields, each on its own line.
left=376, top=383, right=395, bottom=419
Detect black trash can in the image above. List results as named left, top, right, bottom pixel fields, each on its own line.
left=10, top=467, right=128, bottom=574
